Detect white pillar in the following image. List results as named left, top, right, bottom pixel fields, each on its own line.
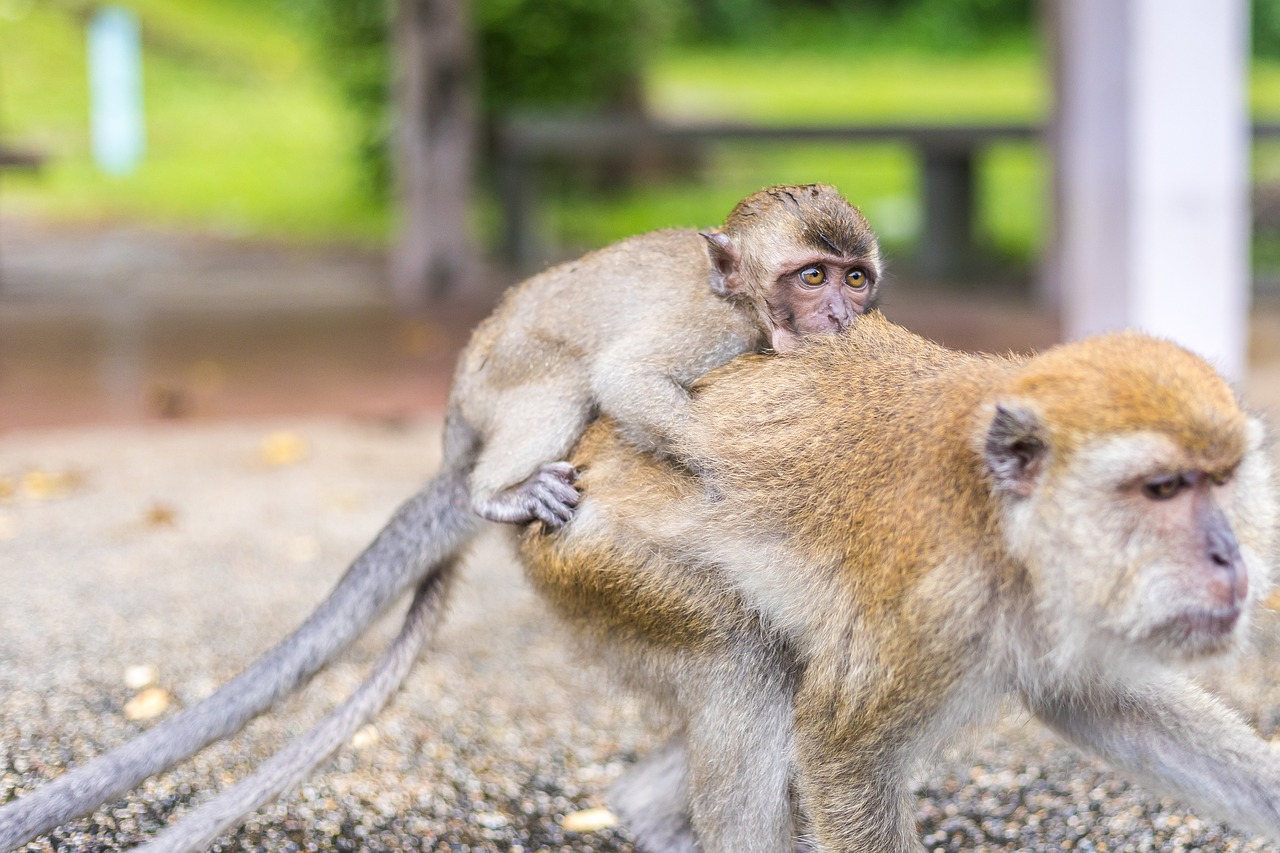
left=1053, top=0, right=1250, bottom=379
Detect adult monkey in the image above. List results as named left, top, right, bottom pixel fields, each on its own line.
left=0, top=184, right=883, bottom=851
left=117, top=314, right=1279, bottom=850
left=522, top=312, right=1280, bottom=850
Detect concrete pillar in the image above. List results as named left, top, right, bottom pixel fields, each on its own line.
left=1052, top=0, right=1250, bottom=379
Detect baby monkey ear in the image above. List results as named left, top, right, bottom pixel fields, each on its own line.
left=984, top=403, right=1047, bottom=498
left=701, top=231, right=743, bottom=296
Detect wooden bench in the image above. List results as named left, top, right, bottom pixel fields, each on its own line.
left=495, top=117, right=1039, bottom=277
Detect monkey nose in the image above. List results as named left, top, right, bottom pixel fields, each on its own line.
left=1206, top=526, right=1248, bottom=604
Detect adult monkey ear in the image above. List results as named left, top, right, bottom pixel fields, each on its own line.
left=984, top=403, right=1047, bottom=498
left=701, top=230, right=744, bottom=296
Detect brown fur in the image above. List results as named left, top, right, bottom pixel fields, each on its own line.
left=522, top=311, right=1277, bottom=852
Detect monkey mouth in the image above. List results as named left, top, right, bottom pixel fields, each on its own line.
left=1149, top=605, right=1242, bottom=653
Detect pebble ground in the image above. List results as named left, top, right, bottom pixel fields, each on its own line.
left=2, top=414, right=1280, bottom=853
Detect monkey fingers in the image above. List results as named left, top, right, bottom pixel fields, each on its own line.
left=474, top=461, right=581, bottom=528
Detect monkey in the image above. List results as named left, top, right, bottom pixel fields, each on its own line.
left=0, top=183, right=883, bottom=851
left=515, top=310, right=1279, bottom=851
left=458, top=182, right=881, bottom=527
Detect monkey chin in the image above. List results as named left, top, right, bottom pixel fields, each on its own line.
left=1142, top=604, right=1245, bottom=661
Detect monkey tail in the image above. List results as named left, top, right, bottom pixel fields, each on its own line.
left=135, top=568, right=454, bottom=853
left=0, top=470, right=478, bottom=852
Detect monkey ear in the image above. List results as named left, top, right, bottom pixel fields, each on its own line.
left=700, top=231, right=743, bottom=296
left=983, top=403, right=1047, bottom=498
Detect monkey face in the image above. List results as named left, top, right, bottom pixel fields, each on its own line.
left=1005, top=429, right=1274, bottom=664
left=767, top=259, right=879, bottom=352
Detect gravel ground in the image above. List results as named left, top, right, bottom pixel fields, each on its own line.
left=3, top=405, right=1280, bottom=852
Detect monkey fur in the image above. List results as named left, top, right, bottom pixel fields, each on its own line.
left=459, top=182, right=881, bottom=526
left=0, top=184, right=882, bottom=851
left=522, top=310, right=1279, bottom=851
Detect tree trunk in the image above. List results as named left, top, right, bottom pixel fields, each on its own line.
left=389, top=0, right=475, bottom=308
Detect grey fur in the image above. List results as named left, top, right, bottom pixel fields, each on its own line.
left=0, top=468, right=475, bottom=852
left=137, top=570, right=453, bottom=853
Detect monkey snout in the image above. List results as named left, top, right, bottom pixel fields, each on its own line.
left=1205, top=525, right=1248, bottom=605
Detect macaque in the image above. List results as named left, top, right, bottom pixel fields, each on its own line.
left=521, top=311, right=1279, bottom=851
left=0, top=184, right=883, bottom=851
left=459, top=182, right=881, bottom=527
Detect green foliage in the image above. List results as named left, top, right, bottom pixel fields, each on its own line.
left=477, top=0, right=667, bottom=115
left=298, top=0, right=392, bottom=199
left=1257, top=0, right=1280, bottom=59
left=673, top=0, right=1035, bottom=51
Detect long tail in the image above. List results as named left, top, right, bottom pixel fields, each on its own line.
left=137, top=568, right=454, bottom=853
left=0, top=470, right=478, bottom=852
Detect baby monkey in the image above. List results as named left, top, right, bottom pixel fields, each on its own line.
left=456, top=182, right=882, bottom=527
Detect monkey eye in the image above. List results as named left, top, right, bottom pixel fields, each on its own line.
left=1142, top=473, right=1185, bottom=500
left=845, top=269, right=868, bottom=289
left=799, top=266, right=825, bottom=286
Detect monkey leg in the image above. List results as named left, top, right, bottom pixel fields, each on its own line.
left=467, top=382, right=593, bottom=528
left=608, top=736, right=699, bottom=853
left=473, top=461, right=580, bottom=527
left=792, top=679, right=927, bottom=853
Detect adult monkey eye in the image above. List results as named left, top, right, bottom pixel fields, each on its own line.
left=800, top=266, right=825, bottom=286
left=845, top=269, right=868, bottom=289
left=1142, top=473, right=1184, bottom=500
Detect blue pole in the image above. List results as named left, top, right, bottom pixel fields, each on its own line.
left=88, top=6, right=146, bottom=176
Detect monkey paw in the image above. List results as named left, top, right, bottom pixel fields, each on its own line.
left=474, top=461, right=581, bottom=528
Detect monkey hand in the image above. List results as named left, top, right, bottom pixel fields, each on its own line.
left=472, top=461, right=581, bottom=528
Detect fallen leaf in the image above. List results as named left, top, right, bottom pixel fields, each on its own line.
left=562, top=807, right=618, bottom=833
left=124, top=664, right=157, bottom=690
left=21, top=469, right=85, bottom=501
left=143, top=503, right=177, bottom=527
left=124, top=687, right=171, bottom=721
left=261, top=431, right=309, bottom=466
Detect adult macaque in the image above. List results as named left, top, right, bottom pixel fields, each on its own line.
left=0, top=184, right=883, bottom=851
left=92, top=314, right=1280, bottom=852
left=133, top=310, right=1280, bottom=851
left=522, top=312, right=1279, bottom=851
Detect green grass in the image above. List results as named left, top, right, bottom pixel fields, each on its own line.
left=0, top=1, right=385, bottom=242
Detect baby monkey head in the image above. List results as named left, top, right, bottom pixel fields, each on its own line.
left=978, top=333, right=1276, bottom=665
left=701, top=184, right=883, bottom=352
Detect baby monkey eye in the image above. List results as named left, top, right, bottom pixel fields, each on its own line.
left=1142, top=473, right=1184, bottom=501
left=845, top=269, right=868, bottom=289
left=800, top=266, right=825, bottom=286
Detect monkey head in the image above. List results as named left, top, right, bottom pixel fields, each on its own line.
left=979, top=333, right=1277, bottom=667
left=700, top=184, right=883, bottom=353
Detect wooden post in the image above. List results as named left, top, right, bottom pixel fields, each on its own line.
left=390, top=0, right=476, bottom=309
left=1052, top=0, right=1250, bottom=379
